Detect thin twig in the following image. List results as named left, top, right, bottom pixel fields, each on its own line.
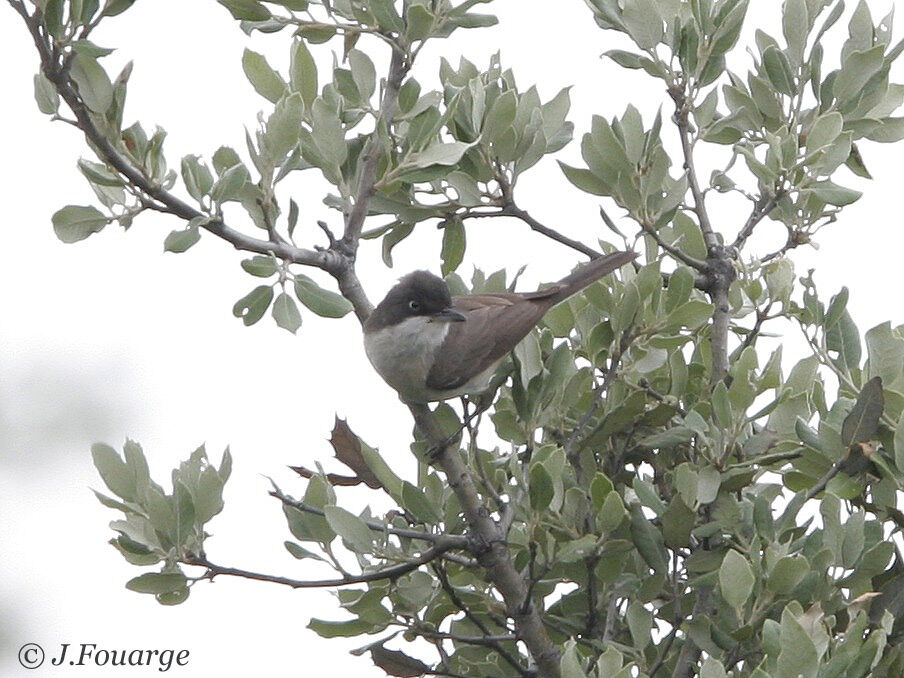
left=186, top=545, right=456, bottom=589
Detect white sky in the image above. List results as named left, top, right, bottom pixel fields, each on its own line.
left=1, top=1, right=902, bottom=675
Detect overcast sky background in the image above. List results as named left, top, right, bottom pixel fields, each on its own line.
left=1, top=1, right=902, bottom=675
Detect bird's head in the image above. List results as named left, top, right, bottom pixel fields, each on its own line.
left=365, top=271, right=466, bottom=331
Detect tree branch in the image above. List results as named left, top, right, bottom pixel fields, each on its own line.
left=409, top=405, right=562, bottom=678
left=500, top=203, right=601, bottom=259
left=341, top=46, right=407, bottom=252
left=731, top=191, right=784, bottom=252
left=186, top=544, right=456, bottom=589
left=14, top=5, right=377, bottom=321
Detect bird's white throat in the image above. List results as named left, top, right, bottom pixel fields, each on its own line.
left=364, top=317, right=450, bottom=402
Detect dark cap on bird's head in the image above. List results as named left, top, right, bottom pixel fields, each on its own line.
left=364, top=271, right=466, bottom=332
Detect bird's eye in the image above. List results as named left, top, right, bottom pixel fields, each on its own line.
left=408, top=300, right=421, bottom=311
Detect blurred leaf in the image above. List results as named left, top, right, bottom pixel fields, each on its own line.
left=71, top=53, right=113, bottom=113
left=719, top=550, right=754, bottom=612
left=218, top=0, right=271, bottom=21
left=841, top=376, right=884, bottom=445
left=33, top=72, right=59, bottom=114
left=369, top=646, right=431, bottom=677
left=440, top=218, right=466, bottom=276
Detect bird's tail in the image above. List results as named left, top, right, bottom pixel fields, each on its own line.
left=549, top=250, right=638, bottom=302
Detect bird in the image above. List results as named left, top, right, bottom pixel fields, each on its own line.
left=363, top=251, right=638, bottom=403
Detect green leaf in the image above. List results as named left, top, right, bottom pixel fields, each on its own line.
left=558, top=162, right=609, bottom=196
left=308, top=618, right=381, bottom=638
left=125, top=572, right=188, bottom=595
left=323, top=506, right=375, bottom=552
left=665, top=300, right=715, bottom=329
left=482, top=89, right=517, bottom=144
left=700, top=657, right=728, bottom=678
left=662, top=496, right=695, bottom=548
left=52, top=205, right=108, bottom=243
left=834, top=45, right=886, bottom=103
left=405, top=3, right=435, bottom=42
left=806, top=112, right=844, bottom=152
left=180, top=155, right=213, bottom=201
left=803, top=180, right=862, bottom=206
left=782, top=0, right=809, bottom=63
left=440, top=218, right=466, bottom=276
left=530, top=463, right=554, bottom=511
left=763, top=45, right=795, bottom=96
left=776, top=607, right=819, bottom=678
left=101, top=0, right=138, bottom=17
left=407, top=141, right=474, bottom=169
left=266, top=93, right=304, bottom=158
left=767, top=554, right=809, bottom=594
left=211, top=163, right=249, bottom=203
left=272, top=291, right=302, bottom=333
left=348, top=49, right=376, bottom=103
left=217, top=0, right=271, bottom=21
left=71, top=53, right=113, bottom=113
left=242, top=49, right=286, bottom=103
left=290, top=40, right=318, bottom=109
left=294, top=274, right=353, bottom=318
left=284, top=541, right=326, bottom=562
left=598, top=490, right=626, bottom=532
left=719, top=549, right=754, bottom=612
left=841, top=376, right=884, bottom=445
left=622, top=0, right=663, bottom=49
left=241, top=256, right=278, bottom=277
left=91, top=442, right=136, bottom=501
left=232, top=285, right=274, bottom=326
left=163, top=222, right=201, bottom=253
left=33, top=72, right=59, bottom=114
left=401, top=481, right=441, bottom=523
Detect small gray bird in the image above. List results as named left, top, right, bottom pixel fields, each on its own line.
left=363, top=251, right=637, bottom=403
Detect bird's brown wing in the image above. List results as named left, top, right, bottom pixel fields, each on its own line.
left=425, top=294, right=549, bottom=391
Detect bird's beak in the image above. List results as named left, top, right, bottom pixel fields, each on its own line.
left=431, top=308, right=466, bottom=323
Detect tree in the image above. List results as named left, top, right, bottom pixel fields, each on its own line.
left=8, top=0, right=904, bottom=675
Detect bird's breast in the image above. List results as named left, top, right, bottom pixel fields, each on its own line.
left=363, top=318, right=450, bottom=402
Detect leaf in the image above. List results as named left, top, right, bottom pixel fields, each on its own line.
left=558, top=161, right=609, bottom=196
left=101, top=0, right=138, bottom=17
left=530, top=463, right=554, bottom=511
left=232, top=285, right=274, bottom=326
left=767, top=555, right=809, bottom=594
left=33, top=72, right=59, bottom=114
left=369, top=646, right=431, bottom=678
left=323, top=506, right=375, bottom=552
left=163, top=223, right=201, bottom=253
left=408, top=141, right=474, bottom=169
left=71, top=53, right=113, bottom=113
left=217, top=0, right=271, bottom=21
left=806, top=112, right=844, bottom=152
left=834, top=45, right=886, bottom=103
left=91, top=442, right=136, bottom=501
left=290, top=40, right=318, bottom=109
left=349, top=49, right=376, bottom=103
left=841, top=376, right=884, bottom=445
left=284, top=541, right=326, bottom=562
left=125, top=572, right=187, bottom=595
left=308, top=618, right=380, bottom=638
left=272, top=291, right=302, bottom=333
left=242, top=49, right=286, bottom=103
left=719, top=549, right=754, bottom=612
left=782, top=0, right=809, bottom=63
left=895, top=413, right=904, bottom=473
left=241, top=256, right=278, bottom=278
left=401, top=481, right=440, bottom=524
left=763, top=45, right=795, bottom=96
left=440, top=218, right=466, bottom=276
left=294, top=274, right=353, bottom=318
left=776, top=607, right=819, bottom=678
left=52, top=205, right=108, bottom=243
left=328, top=418, right=382, bottom=489
left=622, top=0, right=663, bottom=49
left=482, top=89, right=517, bottom=144
left=803, top=180, right=862, bottom=206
